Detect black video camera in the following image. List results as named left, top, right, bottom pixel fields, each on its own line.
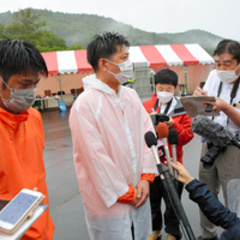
left=201, top=142, right=227, bottom=169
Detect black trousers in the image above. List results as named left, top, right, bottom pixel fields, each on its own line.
left=150, top=176, right=184, bottom=240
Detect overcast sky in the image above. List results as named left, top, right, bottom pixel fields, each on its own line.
left=1, top=0, right=240, bottom=41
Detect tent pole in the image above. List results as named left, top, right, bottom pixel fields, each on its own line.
left=58, top=73, right=64, bottom=102
left=56, top=73, right=67, bottom=112
left=184, top=65, right=187, bottom=96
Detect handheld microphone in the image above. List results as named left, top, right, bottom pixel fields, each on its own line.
left=144, top=131, right=160, bottom=165
left=157, top=122, right=174, bottom=175
left=144, top=131, right=196, bottom=240
left=168, top=129, right=179, bottom=179
left=192, top=115, right=239, bottom=147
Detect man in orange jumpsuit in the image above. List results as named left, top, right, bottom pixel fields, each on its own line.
left=0, top=39, right=54, bottom=239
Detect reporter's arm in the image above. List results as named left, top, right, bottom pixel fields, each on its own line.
left=171, top=162, right=194, bottom=185
left=193, top=87, right=207, bottom=96
left=186, top=179, right=238, bottom=229
left=171, top=162, right=239, bottom=229
left=205, top=97, right=240, bottom=127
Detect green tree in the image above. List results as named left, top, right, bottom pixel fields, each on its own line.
left=4, top=8, right=68, bottom=52
left=67, top=44, right=85, bottom=50
left=34, top=31, right=67, bottom=52
left=5, top=8, right=44, bottom=41
left=0, top=24, right=5, bottom=37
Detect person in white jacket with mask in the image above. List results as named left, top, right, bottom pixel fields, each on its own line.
left=194, top=39, right=240, bottom=240
left=69, top=32, right=157, bottom=240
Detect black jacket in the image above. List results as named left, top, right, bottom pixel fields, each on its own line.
left=186, top=179, right=240, bottom=240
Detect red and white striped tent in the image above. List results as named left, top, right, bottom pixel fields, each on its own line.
left=41, top=43, right=214, bottom=75
left=37, top=43, right=214, bottom=97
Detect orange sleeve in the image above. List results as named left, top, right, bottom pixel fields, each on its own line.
left=141, top=173, right=155, bottom=183
left=117, top=174, right=155, bottom=204
left=117, top=185, right=135, bottom=204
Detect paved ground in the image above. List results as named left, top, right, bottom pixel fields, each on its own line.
left=42, top=109, right=223, bottom=240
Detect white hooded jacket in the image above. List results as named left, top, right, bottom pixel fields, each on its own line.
left=69, top=74, right=157, bottom=240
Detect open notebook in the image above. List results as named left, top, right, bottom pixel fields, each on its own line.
left=180, top=95, right=220, bottom=117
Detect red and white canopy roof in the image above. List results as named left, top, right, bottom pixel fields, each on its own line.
left=41, top=49, right=91, bottom=75
left=41, top=43, right=214, bottom=75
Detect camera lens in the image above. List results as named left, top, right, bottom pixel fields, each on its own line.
left=201, top=155, right=214, bottom=169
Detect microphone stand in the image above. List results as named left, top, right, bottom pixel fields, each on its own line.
left=156, top=163, right=196, bottom=240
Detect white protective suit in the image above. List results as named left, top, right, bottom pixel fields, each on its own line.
left=69, top=74, right=157, bottom=240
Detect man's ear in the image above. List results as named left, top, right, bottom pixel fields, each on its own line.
left=98, top=58, right=108, bottom=71
left=235, top=64, right=240, bottom=75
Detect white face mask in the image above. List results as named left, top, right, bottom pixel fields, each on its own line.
left=0, top=78, right=36, bottom=114
left=216, top=66, right=240, bottom=84
left=106, top=59, right=133, bottom=84
left=157, top=91, right=174, bottom=104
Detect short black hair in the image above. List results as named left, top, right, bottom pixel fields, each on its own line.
left=87, top=32, right=130, bottom=72
left=213, top=39, right=240, bottom=64
left=0, top=38, right=48, bottom=83
left=155, top=68, right=178, bottom=87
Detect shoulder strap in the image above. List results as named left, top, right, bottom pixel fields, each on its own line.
left=230, top=77, right=240, bottom=104
left=164, top=99, right=173, bottom=114
left=217, top=81, right=222, bottom=97
left=153, top=99, right=159, bottom=111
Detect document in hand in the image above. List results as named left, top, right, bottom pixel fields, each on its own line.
left=180, top=95, right=220, bottom=117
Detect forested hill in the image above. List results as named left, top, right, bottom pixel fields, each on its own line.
left=0, top=9, right=223, bottom=54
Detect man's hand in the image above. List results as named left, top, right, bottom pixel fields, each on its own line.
left=133, top=180, right=150, bottom=208
left=204, top=97, right=229, bottom=112
left=171, top=162, right=194, bottom=185
left=193, top=87, right=207, bottom=96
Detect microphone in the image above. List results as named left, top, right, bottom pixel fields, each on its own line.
left=168, top=129, right=179, bottom=179
left=191, top=115, right=240, bottom=147
left=144, top=131, right=160, bottom=165
left=157, top=122, right=174, bottom=175
left=144, top=131, right=196, bottom=240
